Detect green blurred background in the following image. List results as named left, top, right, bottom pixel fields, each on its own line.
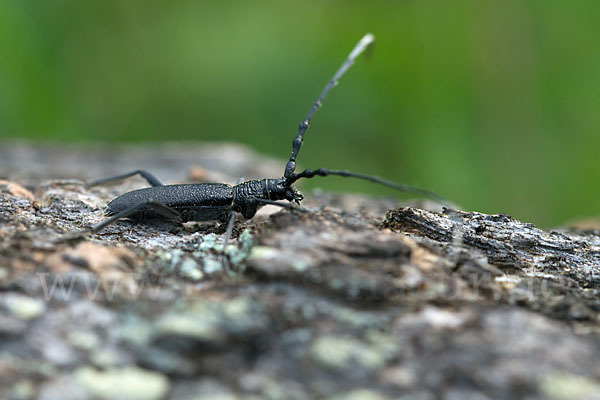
left=1, top=0, right=599, bottom=227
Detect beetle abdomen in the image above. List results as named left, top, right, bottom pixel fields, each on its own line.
left=105, top=183, right=234, bottom=222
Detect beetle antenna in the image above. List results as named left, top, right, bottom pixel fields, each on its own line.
left=284, top=33, right=375, bottom=178
left=288, top=168, right=450, bottom=205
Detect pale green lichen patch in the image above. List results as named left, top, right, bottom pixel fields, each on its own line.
left=198, top=233, right=221, bottom=251
left=203, top=257, right=225, bottom=275
left=7, top=379, right=35, bottom=400
left=3, top=294, right=45, bottom=320
left=191, top=393, right=241, bottom=400
left=66, top=331, right=100, bottom=351
left=153, top=229, right=255, bottom=279
left=0, top=353, right=57, bottom=378
left=117, top=317, right=154, bottom=347
left=227, top=229, right=255, bottom=268
left=310, top=335, right=388, bottom=371
left=247, top=245, right=313, bottom=274
left=248, top=245, right=280, bottom=261
left=329, top=306, right=390, bottom=330
left=74, top=366, right=170, bottom=400
left=540, top=373, right=600, bottom=400
left=179, top=257, right=204, bottom=280
left=156, top=305, right=224, bottom=342
left=327, top=389, right=390, bottom=400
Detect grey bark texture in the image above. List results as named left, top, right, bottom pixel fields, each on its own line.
left=1, top=141, right=599, bottom=400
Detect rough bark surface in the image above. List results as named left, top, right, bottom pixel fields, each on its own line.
left=1, top=141, right=600, bottom=400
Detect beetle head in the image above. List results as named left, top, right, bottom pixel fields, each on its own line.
left=285, top=185, right=303, bottom=204
left=266, top=178, right=303, bottom=204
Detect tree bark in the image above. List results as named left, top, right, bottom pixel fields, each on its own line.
left=1, top=142, right=599, bottom=400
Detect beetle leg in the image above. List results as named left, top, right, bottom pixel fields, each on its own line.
left=90, top=199, right=181, bottom=232
left=86, top=170, right=164, bottom=188
left=252, top=197, right=311, bottom=213
left=222, top=210, right=239, bottom=253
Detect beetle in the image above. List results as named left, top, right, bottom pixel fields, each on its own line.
left=86, top=33, right=445, bottom=241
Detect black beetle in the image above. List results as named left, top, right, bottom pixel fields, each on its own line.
left=87, top=34, right=445, bottom=239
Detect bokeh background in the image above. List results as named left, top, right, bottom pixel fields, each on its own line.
left=1, top=0, right=599, bottom=227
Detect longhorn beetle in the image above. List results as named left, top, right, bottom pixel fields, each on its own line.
left=86, top=33, right=445, bottom=246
